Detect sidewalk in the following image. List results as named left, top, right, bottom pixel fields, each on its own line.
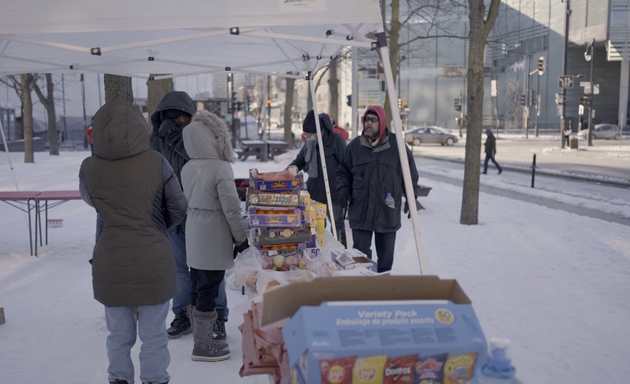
left=411, top=139, right=630, bottom=186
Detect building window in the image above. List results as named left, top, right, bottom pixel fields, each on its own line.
left=611, top=10, right=629, bottom=27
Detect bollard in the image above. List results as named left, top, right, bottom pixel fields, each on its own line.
left=531, top=154, right=537, bottom=188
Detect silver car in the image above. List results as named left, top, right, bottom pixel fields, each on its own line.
left=404, top=127, right=458, bottom=146
left=578, top=124, right=622, bottom=140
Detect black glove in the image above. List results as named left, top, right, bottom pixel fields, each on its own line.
left=403, top=198, right=422, bottom=219
left=339, top=206, right=347, bottom=221
left=233, top=238, right=250, bottom=259
left=339, top=191, right=350, bottom=209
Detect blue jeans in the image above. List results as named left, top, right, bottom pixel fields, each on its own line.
left=168, top=232, right=191, bottom=313
left=483, top=153, right=503, bottom=174
left=104, top=302, right=170, bottom=384
left=169, top=232, right=228, bottom=320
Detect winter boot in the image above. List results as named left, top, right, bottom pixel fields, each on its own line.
left=187, top=305, right=196, bottom=332
left=141, top=381, right=169, bottom=384
left=109, top=380, right=130, bottom=384
left=167, top=308, right=192, bottom=339
left=212, top=318, right=227, bottom=342
left=191, top=308, right=230, bottom=362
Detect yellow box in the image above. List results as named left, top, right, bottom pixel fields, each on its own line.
left=315, top=234, right=325, bottom=248
left=303, top=211, right=316, bottom=226
left=299, top=191, right=311, bottom=211
left=316, top=218, right=326, bottom=235
left=313, top=203, right=327, bottom=218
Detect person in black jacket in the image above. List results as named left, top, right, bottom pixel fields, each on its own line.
left=482, top=129, right=502, bottom=175
left=337, top=106, right=420, bottom=272
left=151, top=91, right=197, bottom=339
left=290, top=110, right=347, bottom=247
left=150, top=92, right=232, bottom=342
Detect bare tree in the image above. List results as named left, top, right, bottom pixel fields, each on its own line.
left=147, top=75, right=174, bottom=121
left=104, top=74, right=134, bottom=103
left=32, top=74, right=59, bottom=155
left=20, top=74, right=36, bottom=163
left=504, top=78, right=522, bottom=131
left=460, top=0, right=501, bottom=225
left=283, top=76, right=296, bottom=145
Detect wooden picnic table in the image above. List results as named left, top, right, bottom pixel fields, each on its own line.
left=239, top=140, right=289, bottom=161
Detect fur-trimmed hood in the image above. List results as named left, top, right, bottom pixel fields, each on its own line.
left=182, top=110, right=234, bottom=163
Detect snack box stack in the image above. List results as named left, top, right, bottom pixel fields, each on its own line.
left=246, top=169, right=319, bottom=271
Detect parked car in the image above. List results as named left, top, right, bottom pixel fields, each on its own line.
left=404, top=126, right=458, bottom=146
left=578, top=124, right=622, bottom=140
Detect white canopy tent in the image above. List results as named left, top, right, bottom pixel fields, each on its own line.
left=0, top=0, right=428, bottom=273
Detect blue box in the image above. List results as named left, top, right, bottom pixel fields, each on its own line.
left=261, top=276, right=487, bottom=384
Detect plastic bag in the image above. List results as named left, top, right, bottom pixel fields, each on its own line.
left=307, top=251, right=339, bottom=277
left=256, top=270, right=290, bottom=294
left=234, top=247, right=263, bottom=288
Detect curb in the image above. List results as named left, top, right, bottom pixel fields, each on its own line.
left=417, top=154, right=630, bottom=188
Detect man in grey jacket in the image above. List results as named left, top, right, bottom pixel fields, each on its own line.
left=80, top=100, right=188, bottom=384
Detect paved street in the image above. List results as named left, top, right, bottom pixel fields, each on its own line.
left=410, top=135, right=630, bottom=182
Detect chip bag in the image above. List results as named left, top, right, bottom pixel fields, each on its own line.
left=384, top=355, right=416, bottom=384
left=353, top=355, right=388, bottom=384
left=321, top=356, right=356, bottom=384
left=443, top=353, right=477, bottom=384
left=414, top=353, right=448, bottom=384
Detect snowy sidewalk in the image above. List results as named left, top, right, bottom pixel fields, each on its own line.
left=1, top=151, right=630, bottom=384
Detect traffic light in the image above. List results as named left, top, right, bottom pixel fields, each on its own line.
left=520, top=94, right=526, bottom=106
left=537, top=57, right=545, bottom=75
left=397, top=98, right=403, bottom=110
left=230, top=92, right=237, bottom=113
left=580, top=95, right=592, bottom=107
left=267, top=99, right=271, bottom=105
left=245, top=94, right=251, bottom=111
left=454, top=98, right=461, bottom=112
left=346, top=95, right=352, bottom=107
left=528, top=90, right=536, bottom=107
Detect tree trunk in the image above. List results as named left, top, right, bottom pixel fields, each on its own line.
left=460, top=0, right=501, bottom=225
left=147, top=75, right=174, bottom=121
left=20, top=74, right=34, bottom=163
left=104, top=74, right=134, bottom=103
left=328, top=57, right=340, bottom=124
left=284, top=77, right=296, bottom=145
left=384, top=0, right=401, bottom=128
left=45, top=75, right=58, bottom=155
left=33, top=74, right=59, bottom=155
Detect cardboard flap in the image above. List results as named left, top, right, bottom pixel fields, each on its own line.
left=261, top=275, right=471, bottom=327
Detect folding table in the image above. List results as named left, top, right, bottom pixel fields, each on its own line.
left=33, top=190, right=82, bottom=256
left=0, top=191, right=41, bottom=256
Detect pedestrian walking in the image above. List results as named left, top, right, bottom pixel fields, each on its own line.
left=337, top=106, right=421, bottom=272
left=180, top=110, right=249, bottom=362
left=79, top=100, right=188, bottom=384
left=482, top=129, right=503, bottom=175
left=290, top=110, right=347, bottom=247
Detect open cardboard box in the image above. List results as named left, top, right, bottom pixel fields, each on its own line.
left=261, top=276, right=488, bottom=384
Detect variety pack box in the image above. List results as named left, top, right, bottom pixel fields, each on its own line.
left=246, top=187, right=300, bottom=209
left=249, top=208, right=303, bottom=228
left=249, top=169, right=304, bottom=191
left=260, top=276, right=487, bottom=384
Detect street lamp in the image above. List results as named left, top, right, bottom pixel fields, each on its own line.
left=584, top=39, right=595, bottom=147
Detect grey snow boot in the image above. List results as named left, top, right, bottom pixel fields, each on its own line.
left=187, top=305, right=196, bottom=332
left=212, top=318, right=227, bottom=342
left=191, top=308, right=231, bottom=362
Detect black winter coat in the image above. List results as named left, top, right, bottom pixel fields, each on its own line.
left=290, top=116, right=346, bottom=204
left=484, top=134, right=497, bottom=154
left=337, top=130, right=419, bottom=233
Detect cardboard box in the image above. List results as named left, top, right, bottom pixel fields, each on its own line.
left=312, top=202, right=327, bottom=218
left=246, top=187, right=300, bottom=208
left=332, top=249, right=377, bottom=271
left=259, top=276, right=487, bottom=384
left=249, top=208, right=303, bottom=228
left=250, top=169, right=304, bottom=191
left=304, top=234, right=325, bottom=248
left=255, top=227, right=312, bottom=246
left=0, top=307, right=5, bottom=325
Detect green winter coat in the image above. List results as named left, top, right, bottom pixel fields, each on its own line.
left=79, top=100, right=188, bottom=307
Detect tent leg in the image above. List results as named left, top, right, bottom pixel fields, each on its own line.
left=378, top=38, right=428, bottom=275
left=308, top=78, right=338, bottom=243
left=351, top=47, right=359, bottom=139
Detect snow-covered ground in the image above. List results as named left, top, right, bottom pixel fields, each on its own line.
left=1, top=150, right=630, bottom=383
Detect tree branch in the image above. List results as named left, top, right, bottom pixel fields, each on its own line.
left=483, top=0, right=501, bottom=40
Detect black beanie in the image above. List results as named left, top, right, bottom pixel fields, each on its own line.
left=366, top=109, right=378, bottom=117
left=302, top=110, right=317, bottom=133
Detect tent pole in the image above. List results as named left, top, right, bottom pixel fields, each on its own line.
left=378, top=37, right=428, bottom=275
left=308, top=76, right=339, bottom=242
left=351, top=47, right=358, bottom=138
left=262, top=75, right=268, bottom=162
left=0, top=117, right=20, bottom=191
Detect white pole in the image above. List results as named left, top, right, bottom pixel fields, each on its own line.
left=0, top=117, right=19, bottom=191
left=378, top=36, right=429, bottom=275
left=262, top=74, right=269, bottom=161
left=352, top=47, right=359, bottom=139
left=308, top=77, right=338, bottom=241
